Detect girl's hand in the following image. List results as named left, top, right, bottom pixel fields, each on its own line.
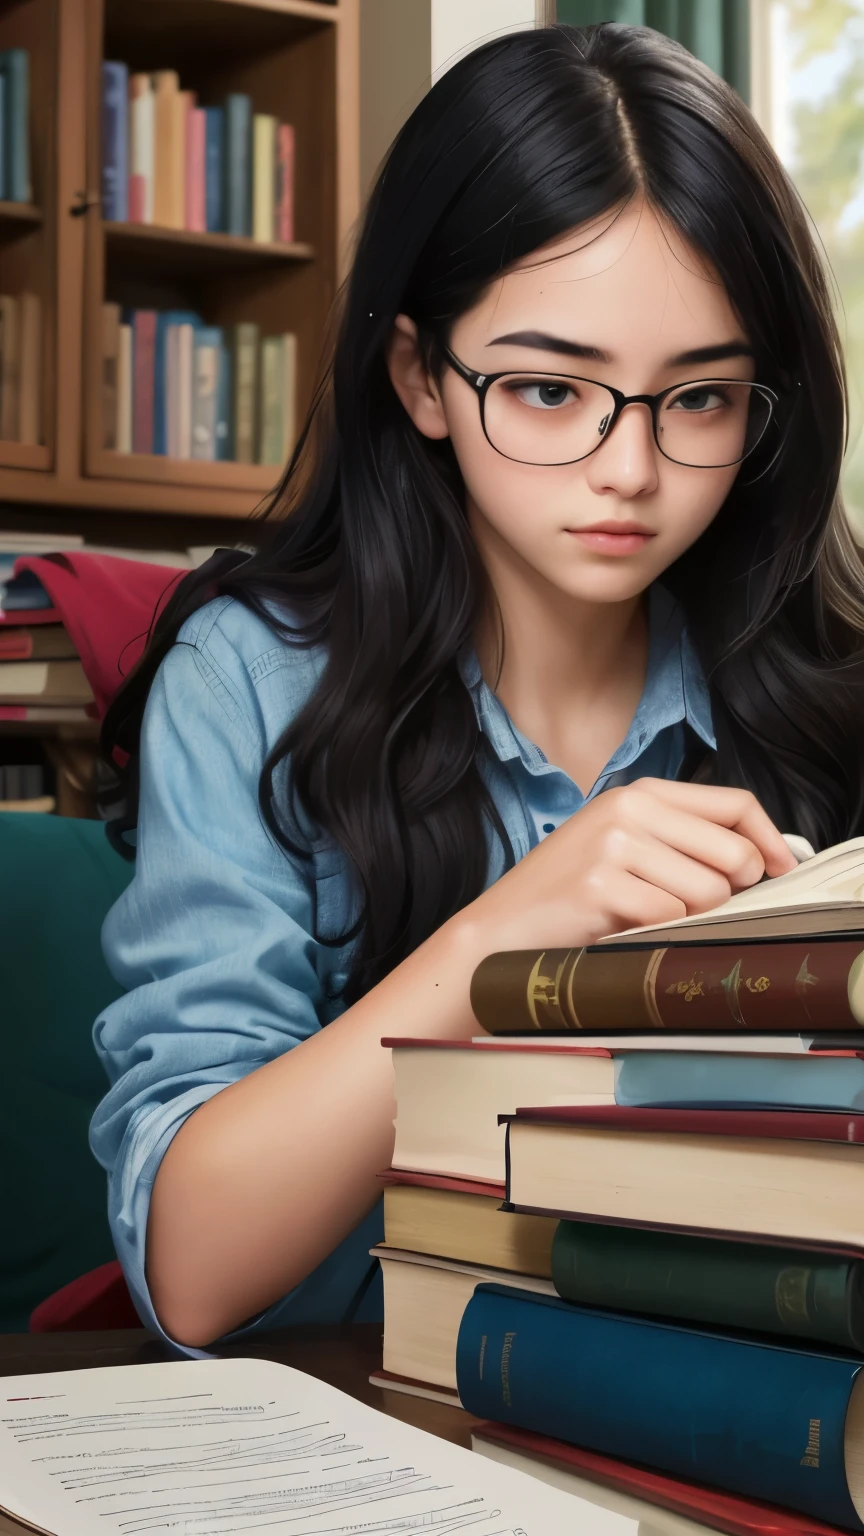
left=462, top=778, right=798, bottom=953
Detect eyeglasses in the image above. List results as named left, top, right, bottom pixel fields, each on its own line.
left=442, top=346, right=778, bottom=470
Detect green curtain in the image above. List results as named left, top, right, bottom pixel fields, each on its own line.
left=554, top=0, right=750, bottom=102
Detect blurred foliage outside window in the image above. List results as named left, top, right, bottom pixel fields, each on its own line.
left=768, top=1, right=864, bottom=529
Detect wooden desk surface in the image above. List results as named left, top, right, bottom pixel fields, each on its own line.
left=0, top=1325, right=482, bottom=1535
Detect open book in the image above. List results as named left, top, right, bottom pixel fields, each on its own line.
left=0, top=1356, right=675, bottom=1536
left=597, top=835, right=864, bottom=947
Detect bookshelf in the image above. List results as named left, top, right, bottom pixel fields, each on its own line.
left=0, top=0, right=359, bottom=522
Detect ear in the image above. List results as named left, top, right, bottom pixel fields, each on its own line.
left=386, top=314, right=450, bottom=440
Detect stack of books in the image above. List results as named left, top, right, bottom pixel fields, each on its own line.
left=101, top=62, right=295, bottom=241
left=102, top=304, right=296, bottom=467
left=0, top=48, right=31, bottom=203
left=0, top=292, right=41, bottom=445
left=376, top=839, right=864, bottom=1533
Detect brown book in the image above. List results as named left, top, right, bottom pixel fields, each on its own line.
left=501, top=1105, right=864, bottom=1254
left=17, top=293, right=40, bottom=445
left=0, top=294, right=19, bottom=441
left=102, top=301, right=121, bottom=449
left=471, top=938, right=864, bottom=1034
left=152, top=70, right=180, bottom=228
left=381, top=1169, right=556, bottom=1276
left=0, top=626, right=77, bottom=661
left=0, top=659, right=93, bottom=706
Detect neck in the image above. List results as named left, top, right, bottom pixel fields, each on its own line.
left=470, top=504, right=650, bottom=790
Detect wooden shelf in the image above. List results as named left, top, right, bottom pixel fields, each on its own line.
left=0, top=200, right=42, bottom=227
left=0, top=441, right=50, bottom=471
left=92, top=449, right=279, bottom=496
left=104, top=220, right=316, bottom=277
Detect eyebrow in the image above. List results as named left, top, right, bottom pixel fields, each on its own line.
left=488, top=330, right=755, bottom=368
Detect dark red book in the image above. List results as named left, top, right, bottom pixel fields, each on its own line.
left=504, top=1106, right=864, bottom=1144
left=472, top=1422, right=857, bottom=1536
left=131, top=309, right=157, bottom=454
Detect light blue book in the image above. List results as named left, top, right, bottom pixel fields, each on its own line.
left=153, top=310, right=201, bottom=455
left=615, top=1048, right=864, bottom=1112
left=0, top=49, right=29, bottom=203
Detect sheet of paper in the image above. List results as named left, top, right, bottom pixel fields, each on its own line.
left=0, top=1356, right=639, bottom=1536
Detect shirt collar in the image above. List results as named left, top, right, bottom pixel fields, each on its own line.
left=459, top=583, right=716, bottom=774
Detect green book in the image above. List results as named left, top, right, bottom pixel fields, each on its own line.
left=552, top=1219, right=864, bottom=1352
left=258, top=334, right=284, bottom=465
left=230, top=322, right=258, bottom=463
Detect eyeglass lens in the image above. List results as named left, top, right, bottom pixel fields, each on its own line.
left=482, top=376, right=772, bottom=467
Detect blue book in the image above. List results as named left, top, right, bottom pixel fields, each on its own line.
left=617, top=1049, right=864, bottom=1112
left=100, top=61, right=128, bottom=221
left=1, top=571, right=51, bottom=611
left=215, top=343, right=232, bottom=460
left=0, top=49, right=30, bottom=203
left=0, top=76, right=6, bottom=201
left=153, top=309, right=201, bottom=455
left=204, top=107, right=224, bottom=232
left=457, top=1285, right=864, bottom=1530
left=224, top=93, right=252, bottom=236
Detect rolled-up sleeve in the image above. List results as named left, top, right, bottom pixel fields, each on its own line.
left=90, top=618, right=382, bottom=1355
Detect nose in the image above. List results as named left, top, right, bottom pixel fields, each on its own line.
left=584, top=400, right=660, bottom=500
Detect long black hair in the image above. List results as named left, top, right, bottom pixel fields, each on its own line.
left=104, top=22, right=864, bottom=1000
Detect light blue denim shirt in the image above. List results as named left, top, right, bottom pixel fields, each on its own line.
left=90, top=583, right=714, bottom=1358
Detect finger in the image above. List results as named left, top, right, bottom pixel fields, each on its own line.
left=616, top=832, right=734, bottom=915
left=614, top=795, right=766, bottom=890
left=585, top=867, right=688, bottom=943
left=631, top=780, right=796, bottom=878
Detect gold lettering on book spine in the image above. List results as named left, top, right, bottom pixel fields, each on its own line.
left=643, top=948, right=667, bottom=1029
left=526, top=951, right=577, bottom=1029
left=800, top=1417, right=821, bottom=1468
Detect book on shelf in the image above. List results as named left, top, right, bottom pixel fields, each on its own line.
left=471, top=1423, right=854, bottom=1536
left=0, top=626, right=77, bottom=661
left=456, top=1283, right=864, bottom=1530
left=107, top=304, right=296, bottom=468
left=550, top=1217, right=864, bottom=1353
left=0, top=1356, right=598, bottom=1536
left=0, top=48, right=30, bottom=204
left=0, top=658, right=92, bottom=707
left=101, top=66, right=296, bottom=243
left=381, top=1168, right=556, bottom=1276
left=501, top=1104, right=864, bottom=1252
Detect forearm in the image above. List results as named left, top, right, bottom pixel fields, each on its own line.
left=146, top=909, right=487, bottom=1347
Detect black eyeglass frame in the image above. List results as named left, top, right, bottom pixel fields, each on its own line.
left=441, top=344, right=779, bottom=470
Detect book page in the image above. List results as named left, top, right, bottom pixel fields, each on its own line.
left=0, top=1357, right=636, bottom=1536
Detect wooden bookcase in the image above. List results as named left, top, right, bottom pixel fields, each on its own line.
left=0, top=0, right=360, bottom=524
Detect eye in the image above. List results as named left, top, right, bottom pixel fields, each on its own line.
left=508, top=380, right=576, bottom=410
left=668, top=386, right=728, bottom=413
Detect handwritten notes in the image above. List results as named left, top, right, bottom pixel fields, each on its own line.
left=0, top=1356, right=639, bottom=1535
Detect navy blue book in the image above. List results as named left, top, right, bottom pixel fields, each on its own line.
left=224, top=93, right=252, bottom=236
left=205, top=107, right=224, bottom=232
left=0, top=49, right=30, bottom=203
left=101, top=61, right=128, bottom=222
left=152, top=309, right=201, bottom=455
left=456, top=1284, right=864, bottom=1530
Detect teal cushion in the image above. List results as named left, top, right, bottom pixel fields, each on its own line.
left=0, top=813, right=133, bottom=1330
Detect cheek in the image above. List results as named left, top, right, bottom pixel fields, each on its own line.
left=658, top=467, right=739, bottom=553
left=445, top=401, right=546, bottom=531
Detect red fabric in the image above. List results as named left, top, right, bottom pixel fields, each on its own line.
left=29, top=1260, right=141, bottom=1332
left=0, top=606, right=61, bottom=625
left=9, top=553, right=187, bottom=717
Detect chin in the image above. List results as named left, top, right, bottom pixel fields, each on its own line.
left=550, top=564, right=660, bottom=605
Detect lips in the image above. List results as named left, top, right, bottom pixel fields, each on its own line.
left=566, top=523, right=656, bottom=556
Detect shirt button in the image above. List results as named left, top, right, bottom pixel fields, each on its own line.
left=542, top=822, right=556, bottom=834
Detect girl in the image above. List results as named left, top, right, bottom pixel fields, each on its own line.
left=92, top=22, right=864, bottom=1353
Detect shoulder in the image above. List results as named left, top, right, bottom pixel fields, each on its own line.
left=154, top=595, right=328, bottom=753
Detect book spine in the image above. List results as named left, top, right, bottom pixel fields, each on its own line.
left=551, top=1220, right=864, bottom=1352
left=616, top=1046, right=864, bottom=1113
left=215, top=343, right=231, bottom=459
left=224, top=94, right=252, bottom=236
left=100, top=62, right=128, bottom=221
left=176, top=323, right=194, bottom=457
left=275, top=123, right=294, bottom=242
left=186, top=107, right=207, bottom=232
left=170, top=91, right=193, bottom=229
left=0, top=50, right=30, bottom=202
left=129, top=74, right=154, bottom=223
left=131, top=309, right=157, bottom=454
left=470, top=942, right=864, bottom=1033
left=192, top=330, right=221, bottom=460
left=253, top=114, right=276, bottom=242
left=232, top=322, right=258, bottom=462
left=17, top=292, right=39, bottom=446
left=282, top=332, right=297, bottom=462
left=0, top=294, right=19, bottom=441
left=116, top=323, right=133, bottom=452
left=204, top=107, right=224, bottom=232
left=152, top=70, right=179, bottom=227
left=456, top=1285, right=864, bottom=1530
left=258, top=335, right=283, bottom=464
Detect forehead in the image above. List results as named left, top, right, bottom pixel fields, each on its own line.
left=467, top=201, right=742, bottom=354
